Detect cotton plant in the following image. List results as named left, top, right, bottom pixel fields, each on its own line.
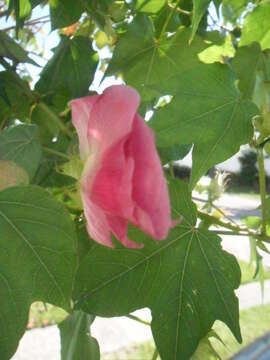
left=1, top=1, right=270, bottom=360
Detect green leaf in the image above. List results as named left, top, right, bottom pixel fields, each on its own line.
left=0, top=124, right=42, bottom=181
left=191, top=0, right=211, bottom=41
left=158, top=144, right=191, bottom=164
left=7, top=0, right=43, bottom=20
left=239, top=2, right=270, bottom=50
left=59, top=311, right=100, bottom=360
left=107, top=17, right=210, bottom=101
left=0, top=31, right=37, bottom=65
left=136, top=0, right=166, bottom=13
left=243, top=216, right=262, bottom=230
left=154, top=2, right=181, bottom=37
left=49, top=0, right=84, bottom=30
left=0, top=160, right=29, bottom=191
left=30, top=103, right=60, bottom=143
left=149, top=63, right=258, bottom=187
left=231, top=43, right=262, bottom=99
left=36, top=36, right=98, bottom=98
left=222, top=0, right=249, bottom=24
left=0, top=71, right=33, bottom=121
left=73, top=178, right=241, bottom=360
left=198, top=32, right=235, bottom=64
left=19, top=0, right=31, bottom=18
left=0, top=186, right=77, bottom=359
left=191, top=336, right=220, bottom=360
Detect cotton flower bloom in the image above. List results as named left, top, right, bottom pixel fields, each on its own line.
left=70, top=85, right=171, bottom=248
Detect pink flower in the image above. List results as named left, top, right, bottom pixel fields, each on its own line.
left=70, top=85, right=171, bottom=248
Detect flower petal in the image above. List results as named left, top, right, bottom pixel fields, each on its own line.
left=70, top=95, right=99, bottom=161
left=107, top=216, right=143, bottom=248
left=82, top=196, right=114, bottom=247
left=87, top=85, right=140, bottom=153
left=90, top=137, right=135, bottom=218
left=128, top=114, right=171, bottom=240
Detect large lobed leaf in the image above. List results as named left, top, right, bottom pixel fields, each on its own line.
left=73, top=178, right=241, bottom=360
left=149, top=63, right=258, bottom=187
left=0, top=186, right=77, bottom=359
left=36, top=36, right=98, bottom=99
left=107, top=16, right=210, bottom=102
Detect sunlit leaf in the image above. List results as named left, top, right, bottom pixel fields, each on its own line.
left=240, top=2, right=270, bottom=50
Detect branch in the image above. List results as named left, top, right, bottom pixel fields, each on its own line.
left=193, top=196, right=239, bottom=226
left=2, top=19, right=50, bottom=32
left=126, top=314, right=151, bottom=326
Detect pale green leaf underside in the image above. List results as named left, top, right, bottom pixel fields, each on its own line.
left=240, top=2, right=270, bottom=50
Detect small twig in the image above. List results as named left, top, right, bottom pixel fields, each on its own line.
left=38, top=102, right=73, bottom=139
left=152, top=348, right=159, bottom=360
left=126, top=314, right=151, bottom=326
left=192, top=196, right=239, bottom=226
left=168, top=3, right=191, bottom=15
left=208, top=12, right=231, bottom=33
left=42, top=146, right=71, bottom=161
left=159, top=0, right=181, bottom=40
left=197, top=210, right=247, bottom=233
left=210, top=230, right=249, bottom=237
left=169, top=162, right=175, bottom=178
left=2, top=19, right=50, bottom=32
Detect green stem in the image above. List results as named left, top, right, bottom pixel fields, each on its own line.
left=198, top=210, right=246, bottom=233
left=258, top=148, right=267, bottom=235
left=193, top=196, right=239, bottom=226
left=152, top=348, right=159, bottom=360
left=198, top=211, right=270, bottom=242
left=169, top=161, right=175, bottom=178
left=43, top=146, right=71, bottom=160
left=126, top=314, right=151, bottom=326
left=159, top=0, right=181, bottom=40
left=38, top=102, right=73, bottom=139
left=210, top=230, right=249, bottom=236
